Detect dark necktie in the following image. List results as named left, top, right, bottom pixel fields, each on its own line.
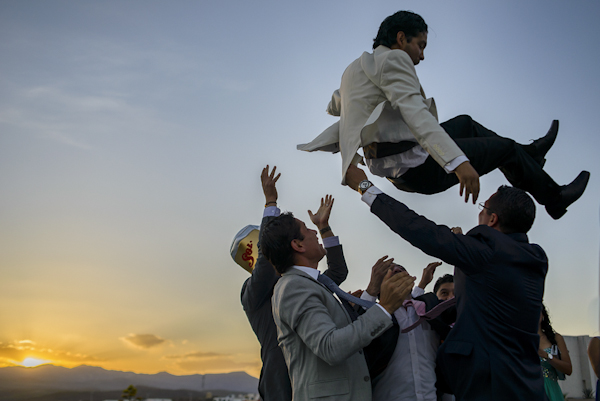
left=317, top=273, right=376, bottom=310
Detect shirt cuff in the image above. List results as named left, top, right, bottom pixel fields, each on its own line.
left=411, top=286, right=425, bottom=298
left=322, top=236, right=340, bottom=248
left=361, top=291, right=377, bottom=302
left=361, top=186, right=383, bottom=207
left=444, top=155, right=469, bottom=173
left=263, top=206, right=280, bottom=218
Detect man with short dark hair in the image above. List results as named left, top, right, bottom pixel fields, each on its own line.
left=345, top=164, right=547, bottom=401
left=264, top=198, right=416, bottom=401
left=298, top=10, right=589, bottom=219
left=241, top=166, right=348, bottom=401
left=433, top=274, right=454, bottom=301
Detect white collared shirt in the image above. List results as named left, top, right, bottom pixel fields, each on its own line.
left=361, top=290, right=439, bottom=401
left=366, top=150, right=469, bottom=178
left=291, top=265, right=319, bottom=280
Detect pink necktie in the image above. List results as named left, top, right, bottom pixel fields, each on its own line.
left=401, top=297, right=456, bottom=333
left=402, top=299, right=427, bottom=316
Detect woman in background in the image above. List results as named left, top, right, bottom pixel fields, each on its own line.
left=538, top=304, right=572, bottom=401
left=587, top=336, right=600, bottom=401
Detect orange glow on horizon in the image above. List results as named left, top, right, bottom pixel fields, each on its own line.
left=0, top=358, right=260, bottom=378
left=19, top=357, right=52, bottom=367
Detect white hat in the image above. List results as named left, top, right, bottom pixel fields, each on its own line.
left=230, top=225, right=260, bottom=273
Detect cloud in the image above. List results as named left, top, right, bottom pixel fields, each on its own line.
left=175, top=358, right=258, bottom=373
left=0, top=340, right=104, bottom=366
left=120, top=334, right=166, bottom=349
left=162, top=349, right=259, bottom=374
left=0, top=343, right=25, bottom=360
left=0, top=33, right=206, bottom=152
left=0, top=81, right=181, bottom=151
left=164, top=351, right=223, bottom=360
left=48, top=351, right=104, bottom=363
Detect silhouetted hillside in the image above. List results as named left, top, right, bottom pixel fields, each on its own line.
left=0, top=385, right=231, bottom=401
left=0, top=365, right=258, bottom=400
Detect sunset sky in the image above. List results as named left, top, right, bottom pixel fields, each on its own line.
left=1, top=0, right=599, bottom=378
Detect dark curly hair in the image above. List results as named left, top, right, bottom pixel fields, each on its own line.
left=373, top=11, right=428, bottom=49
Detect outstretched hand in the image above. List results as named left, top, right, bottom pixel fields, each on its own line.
left=418, top=261, right=442, bottom=289
left=454, top=161, right=480, bottom=204
left=451, top=227, right=463, bottom=235
left=261, top=165, right=281, bottom=204
left=308, top=195, right=334, bottom=230
left=379, top=270, right=416, bottom=314
left=366, top=256, right=394, bottom=297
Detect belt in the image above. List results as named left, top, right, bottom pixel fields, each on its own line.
left=363, top=141, right=418, bottom=159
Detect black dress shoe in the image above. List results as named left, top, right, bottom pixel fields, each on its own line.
left=524, top=120, right=559, bottom=166
left=545, top=171, right=590, bottom=219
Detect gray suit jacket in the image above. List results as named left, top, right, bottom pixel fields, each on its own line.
left=241, top=216, right=348, bottom=400
left=272, top=268, right=392, bottom=400
left=298, top=46, right=464, bottom=184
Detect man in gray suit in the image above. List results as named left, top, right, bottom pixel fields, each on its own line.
left=241, top=166, right=349, bottom=400
left=262, top=210, right=415, bottom=400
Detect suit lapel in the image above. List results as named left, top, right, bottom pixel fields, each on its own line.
left=284, top=269, right=353, bottom=322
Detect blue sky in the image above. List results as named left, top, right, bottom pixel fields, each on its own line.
left=0, top=0, right=598, bottom=375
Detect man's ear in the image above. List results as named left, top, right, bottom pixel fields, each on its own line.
left=488, top=213, right=501, bottom=229
left=291, top=238, right=304, bottom=253
left=396, top=31, right=406, bottom=48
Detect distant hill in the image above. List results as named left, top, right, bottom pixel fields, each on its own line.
left=0, top=385, right=232, bottom=401
left=0, top=365, right=258, bottom=399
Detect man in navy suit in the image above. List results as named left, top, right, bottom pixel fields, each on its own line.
left=345, top=164, right=547, bottom=401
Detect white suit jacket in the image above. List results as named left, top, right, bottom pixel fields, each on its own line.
left=272, top=268, right=392, bottom=401
left=298, top=46, right=465, bottom=184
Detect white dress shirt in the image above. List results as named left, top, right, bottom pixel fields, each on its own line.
left=361, top=288, right=439, bottom=401
left=361, top=100, right=467, bottom=177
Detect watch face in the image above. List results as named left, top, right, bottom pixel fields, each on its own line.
left=359, top=180, right=372, bottom=193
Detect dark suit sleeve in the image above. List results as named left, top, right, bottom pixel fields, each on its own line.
left=241, top=215, right=278, bottom=312
left=322, top=244, right=348, bottom=286
left=371, top=193, right=494, bottom=274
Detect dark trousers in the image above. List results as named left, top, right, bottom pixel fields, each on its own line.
left=389, top=115, right=560, bottom=205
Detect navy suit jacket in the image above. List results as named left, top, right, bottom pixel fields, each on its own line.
left=240, top=215, right=348, bottom=401
left=370, top=193, right=547, bottom=401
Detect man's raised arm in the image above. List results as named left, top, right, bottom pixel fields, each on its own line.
left=241, top=165, right=281, bottom=312
left=308, top=195, right=348, bottom=285
left=344, top=164, right=492, bottom=269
